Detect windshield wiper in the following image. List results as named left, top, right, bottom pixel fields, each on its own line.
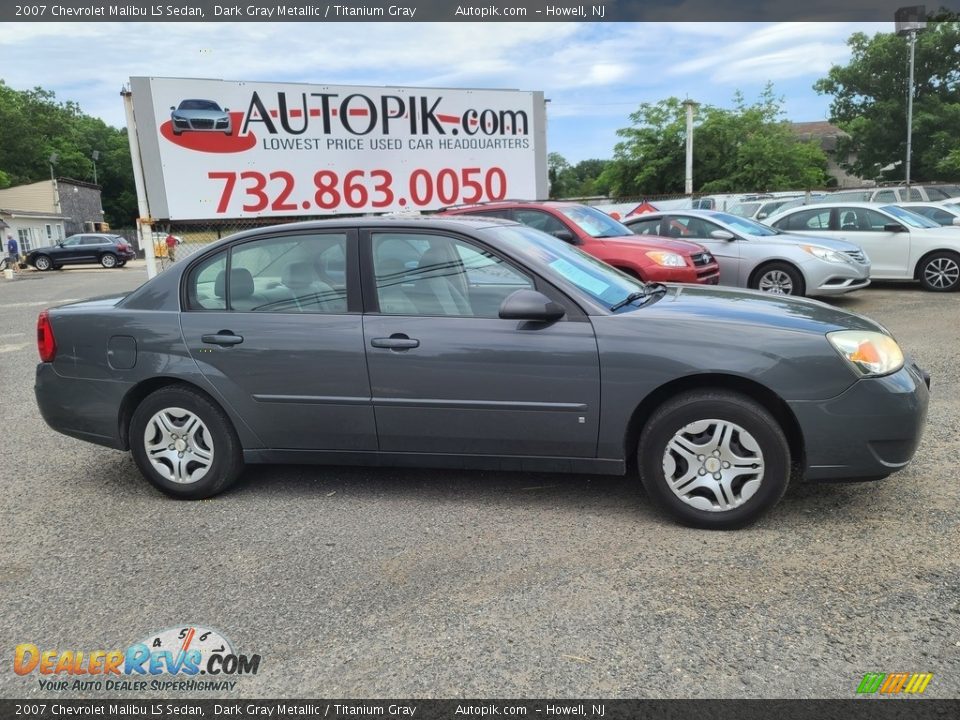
left=610, top=283, right=666, bottom=312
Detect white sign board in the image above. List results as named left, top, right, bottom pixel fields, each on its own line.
left=129, top=77, right=547, bottom=221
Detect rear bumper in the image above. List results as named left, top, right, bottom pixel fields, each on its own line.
left=790, top=362, right=930, bottom=481
left=35, top=362, right=127, bottom=450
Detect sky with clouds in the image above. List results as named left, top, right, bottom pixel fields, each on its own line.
left=1, top=21, right=888, bottom=163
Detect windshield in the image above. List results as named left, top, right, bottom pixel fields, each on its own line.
left=727, top=202, right=760, bottom=217
left=709, top=212, right=779, bottom=236
left=880, top=205, right=942, bottom=229
left=178, top=99, right=221, bottom=111
left=488, top=225, right=644, bottom=310
left=555, top=205, right=633, bottom=238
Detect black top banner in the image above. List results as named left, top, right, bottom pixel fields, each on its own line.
left=1, top=699, right=959, bottom=720
left=2, top=0, right=959, bottom=22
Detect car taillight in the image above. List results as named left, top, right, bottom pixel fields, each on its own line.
left=37, top=310, right=57, bottom=362
left=117, top=242, right=130, bottom=251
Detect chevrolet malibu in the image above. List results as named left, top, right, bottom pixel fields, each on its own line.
left=34, top=217, right=929, bottom=529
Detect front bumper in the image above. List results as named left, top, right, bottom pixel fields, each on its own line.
left=806, top=261, right=871, bottom=296
left=790, top=362, right=930, bottom=481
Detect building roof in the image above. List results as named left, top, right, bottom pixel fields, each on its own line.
left=0, top=208, right=68, bottom=220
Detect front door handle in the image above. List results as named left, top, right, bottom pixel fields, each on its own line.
left=371, top=334, right=420, bottom=350
left=202, top=331, right=244, bottom=347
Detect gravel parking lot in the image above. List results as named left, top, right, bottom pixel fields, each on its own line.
left=0, top=264, right=957, bottom=699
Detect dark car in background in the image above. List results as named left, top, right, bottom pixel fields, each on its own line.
left=27, top=233, right=136, bottom=271
left=170, top=99, right=233, bottom=135
left=35, top=217, right=929, bottom=529
left=440, top=200, right=721, bottom=285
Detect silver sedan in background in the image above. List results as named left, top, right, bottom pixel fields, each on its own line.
left=623, top=210, right=871, bottom=297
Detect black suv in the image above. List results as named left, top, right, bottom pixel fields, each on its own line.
left=27, top=234, right=137, bottom=271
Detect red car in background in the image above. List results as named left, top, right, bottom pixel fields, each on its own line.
left=439, top=201, right=720, bottom=285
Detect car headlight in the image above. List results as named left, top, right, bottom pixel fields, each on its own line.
left=645, top=251, right=687, bottom=267
left=802, top=245, right=847, bottom=264
left=827, top=330, right=904, bottom=377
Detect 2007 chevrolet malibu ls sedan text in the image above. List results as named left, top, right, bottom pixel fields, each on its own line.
left=35, top=217, right=930, bottom=529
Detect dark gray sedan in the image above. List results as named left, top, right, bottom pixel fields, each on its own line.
left=34, top=217, right=929, bottom=528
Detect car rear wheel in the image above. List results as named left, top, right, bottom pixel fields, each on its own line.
left=34, top=255, right=52, bottom=271
left=752, top=262, right=804, bottom=296
left=130, top=385, right=244, bottom=500
left=638, top=390, right=791, bottom=529
left=100, top=253, right=118, bottom=268
left=918, top=252, right=960, bottom=292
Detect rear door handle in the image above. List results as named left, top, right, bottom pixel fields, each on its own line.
left=202, top=331, right=244, bottom=347
left=371, top=335, right=420, bottom=350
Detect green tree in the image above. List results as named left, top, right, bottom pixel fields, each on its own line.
left=814, top=23, right=960, bottom=181
left=599, top=87, right=828, bottom=197
left=548, top=153, right=611, bottom=198
left=0, top=80, right=137, bottom=227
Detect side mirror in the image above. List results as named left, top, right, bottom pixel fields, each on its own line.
left=883, top=223, right=906, bottom=233
left=224, top=107, right=230, bottom=112
left=499, top=290, right=565, bottom=323
left=57, top=241, right=64, bottom=247
left=757, top=212, right=768, bottom=220
left=551, top=229, right=576, bottom=244
left=169, top=106, right=176, bottom=111
left=710, top=229, right=736, bottom=241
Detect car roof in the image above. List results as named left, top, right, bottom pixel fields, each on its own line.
left=776, top=202, right=893, bottom=212
left=441, top=200, right=584, bottom=212
left=216, top=215, right=520, bottom=243
left=623, top=209, right=731, bottom=220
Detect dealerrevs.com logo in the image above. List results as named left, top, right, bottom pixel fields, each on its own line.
left=14, top=626, right=261, bottom=692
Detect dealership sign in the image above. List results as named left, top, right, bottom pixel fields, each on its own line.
left=129, top=77, right=547, bottom=220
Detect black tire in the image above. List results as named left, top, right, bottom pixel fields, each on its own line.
left=129, top=385, right=244, bottom=500
left=117, top=260, right=127, bottom=267
left=638, top=390, right=791, bottom=530
left=33, top=255, right=52, bottom=271
left=750, top=262, right=805, bottom=296
left=100, top=253, right=118, bottom=268
left=917, top=251, right=960, bottom=292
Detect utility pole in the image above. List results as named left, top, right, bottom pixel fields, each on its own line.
left=91, top=150, right=99, bottom=185
left=896, top=5, right=927, bottom=190
left=682, top=99, right=698, bottom=195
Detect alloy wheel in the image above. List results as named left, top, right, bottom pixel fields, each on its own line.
left=757, top=270, right=793, bottom=294
left=924, top=257, right=960, bottom=290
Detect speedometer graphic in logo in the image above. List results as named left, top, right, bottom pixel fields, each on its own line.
left=135, top=625, right=234, bottom=670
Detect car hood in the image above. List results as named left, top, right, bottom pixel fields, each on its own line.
left=750, top=232, right=863, bottom=253
left=598, top=234, right=709, bottom=254
left=28, top=244, right=62, bottom=255
left=630, top=284, right=883, bottom=335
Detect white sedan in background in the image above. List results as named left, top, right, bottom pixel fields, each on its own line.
left=766, top=202, right=960, bottom=292
left=896, top=201, right=960, bottom=227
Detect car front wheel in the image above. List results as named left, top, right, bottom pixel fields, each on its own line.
left=918, top=252, right=960, bottom=292
left=638, top=390, right=791, bottom=529
left=752, top=262, right=804, bottom=296
left=34, top=255, right=52, bottom=271
left=129, top=385, right=244, bottom=500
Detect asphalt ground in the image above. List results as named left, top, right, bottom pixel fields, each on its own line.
left=0, top=263, right=957, bottom=700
